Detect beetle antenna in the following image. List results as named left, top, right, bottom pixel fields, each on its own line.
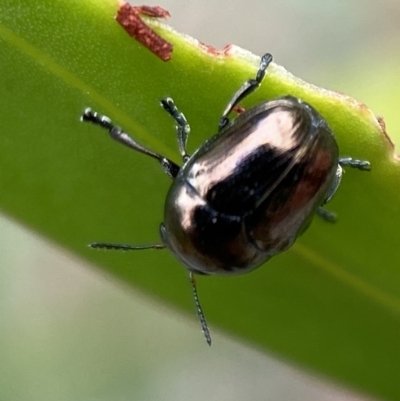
left=189, top=272, right=212, bottom=346
left=89, top=243, right=165, bottom=251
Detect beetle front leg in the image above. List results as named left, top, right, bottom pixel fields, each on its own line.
left=218, top=53, right=273, bottom=131
left=160, top=98, right=191, bottom=163
left=81, top=108, right=180, bottom=179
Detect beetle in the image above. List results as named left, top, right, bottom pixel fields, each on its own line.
left=81, top=53, right=370, bottom=345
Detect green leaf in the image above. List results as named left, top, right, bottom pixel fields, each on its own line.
left=1, top=1, right=399, bottom=400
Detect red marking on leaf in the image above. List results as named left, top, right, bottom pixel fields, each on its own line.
left=377, top=115, right=395, bottom=149
left=116, top=3, right=173, bottom=61
left=198, top=43, right=235, bottom=57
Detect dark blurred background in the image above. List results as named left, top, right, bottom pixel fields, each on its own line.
left=1, top=0, right=399, bottom=400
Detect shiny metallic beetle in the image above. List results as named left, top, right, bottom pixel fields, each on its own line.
left=81, top=54, right=370, bottom=345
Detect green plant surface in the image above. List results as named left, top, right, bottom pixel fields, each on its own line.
left=1, top=1, right=399, bottom=400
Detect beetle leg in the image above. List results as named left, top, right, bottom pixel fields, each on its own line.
left=339, top=157, right=371, bottom=171
left=160, top=97, right=191, bottom=163
left=89, top=243, right=165, bottom=250
left=316, top=207, right=337, bottom=223
left=160, top=223, right=212, bottom=345
left=81, top=108, right=180, bottom=179
left=318, top=155, right=370, bottom=223
left=218, top=53, right=273, bottom=131
left=189, top=272, right=212, bottom=346
left=316, top=164, right=341, bottom=223
left=320, top=165, right=343, bottom=207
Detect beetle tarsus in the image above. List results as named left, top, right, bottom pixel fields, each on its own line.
left=339, top=157, right=371, bottom=171
left=317, top=207, right=337, bottom=223
left=81, top=108, right=113, bottom=130
left=257, top=53, right=273, bottom=81
left=218, top=53, right=273, bottom=131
